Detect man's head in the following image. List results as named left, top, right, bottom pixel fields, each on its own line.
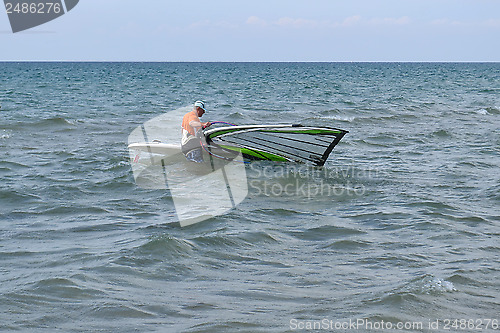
left=194, top=101, right=206, bottom=117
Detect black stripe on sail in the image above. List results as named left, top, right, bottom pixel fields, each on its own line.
left=221, top=135, right=317, bottom=158
left=237, top=131, right=338, bottom=154
left=259, top=131, right=334, bottom=148
left=318, top=131, right=347, bottom=166
left=210, top=140, right=274, bottom=161
left=217, top=136, right=321, bottom=164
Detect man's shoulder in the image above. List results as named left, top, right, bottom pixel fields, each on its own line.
left=183, top=111, right=198, bottom=120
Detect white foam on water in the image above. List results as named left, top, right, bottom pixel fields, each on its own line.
left=421, top=276, right=457, bottom=294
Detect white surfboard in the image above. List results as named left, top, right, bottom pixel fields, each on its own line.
left=128, top=142, right=181, bottom=156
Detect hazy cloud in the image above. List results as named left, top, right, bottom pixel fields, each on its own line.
left=368, top=16, right=411, bottom=26
left=275, top=17, right=323, bottom=28
left=246, top=16, right=268, bottom=27
left=245, top=15, right=412, bottom=29
left=340, top=16, right=362, bottom=27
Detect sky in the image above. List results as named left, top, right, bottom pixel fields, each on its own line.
left=1, top=0, right=500, bottom=61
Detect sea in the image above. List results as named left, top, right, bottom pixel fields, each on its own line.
left=0, top=62, right=499, bottom=332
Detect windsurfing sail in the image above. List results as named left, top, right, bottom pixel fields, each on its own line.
left=204, top=124, right=348, bottom=166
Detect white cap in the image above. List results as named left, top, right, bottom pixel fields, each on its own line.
left=194, top=101, right=206, bottom=111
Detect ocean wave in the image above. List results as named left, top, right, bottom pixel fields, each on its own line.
left=252, top=207, right=308, bottom=216
left=5, top=116, right=77, bottom=132
left=0, top=189, right=42, bottom=206
left=86, top=303, right=156, bottom=319
left=328, top=115, right=356, bottom=122
left=352, top=139, right=388, bottom=148
left=432, top=129, right=451, bottom=137
left=406, top=200, right=457, bottom=211
left=360, top=274, right=457, bottom=319
left=351, top=113, right=420, bottom=125
left=0, top=131, right=10, bottom=139
left=235, top=230, right=281, bottom=246
left=39, top=205, right=111, bottom=216
left=478, top=107, right=500, bottom=115
left=190, top=233, right=243, bottom=250
left=488, top=107, right=500, bottom=114
left=37, top=117, right=76, bottom=127
left=477, top=88, right=500, bottom=93
left=323, top=108, right=342, bottom=114
left=304, top=114, right=356, bottom=123
left=226, top=110, right=245, bottom=117
left=355, top=134, right=403, bottom=148
left=320, top=239, right=372, bottom=250
left=0, top=160, right=30, bottom=170
left=31, top=277, right=105, bottom=300
left=135, top=234, right=197, bottom=258
left=287, top=224, right=366, bottom=242
left=373, top=275, right=457, bottom=305
left=423, top=211, right=489, bottom=226
left=410, top=275, right=457, bottom=294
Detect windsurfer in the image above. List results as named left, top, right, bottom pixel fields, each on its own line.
left=181, top=101, right=211, bottom=162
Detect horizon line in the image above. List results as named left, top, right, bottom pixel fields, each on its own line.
left=1, top=60, right=499, bottom=63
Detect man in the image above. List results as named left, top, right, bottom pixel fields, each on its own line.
left=181, top=101, right=211, bottom=162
